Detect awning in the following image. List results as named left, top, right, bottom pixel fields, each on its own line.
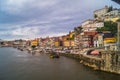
left=91, top=50, right=99, bottom=55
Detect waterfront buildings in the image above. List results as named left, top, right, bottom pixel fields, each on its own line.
left=73, top=6, right=119, bottom=49
left=31, top=40, right=38, bottom=47
left=26, top=7, right=118, bottom=50
left=12, top=39, right=27, bottom=47
left=2, top=5, right=118, bottom=51
left=79, top=19, right=104, bottom=48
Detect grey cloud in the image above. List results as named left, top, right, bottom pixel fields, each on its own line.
left=0, top=0, right=120, bottom=39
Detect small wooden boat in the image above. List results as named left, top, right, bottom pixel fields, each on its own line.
left=49, top=51, right=60, bottom=58
left=50, top=54, right=60, bottom=58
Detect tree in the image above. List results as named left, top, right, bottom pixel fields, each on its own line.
left=74, top=26, right=82, bottom=35
left=70, top=34, right=75, bottom=40
left=96, top=21, right=117, bottom=36
left=94, top=14, right=98, bottom=18
left=108, top=6, right=113, bottom=12
left=31, top=45, right=36, bottom=49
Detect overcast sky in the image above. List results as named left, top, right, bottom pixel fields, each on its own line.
left=0, top=0, right=120, bottom=40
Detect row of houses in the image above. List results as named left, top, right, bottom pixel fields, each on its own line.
left=27, top=6, right=120, bottom=50
left=10, top=6, right=120, bottom=50
left=29, top=31, right=75, bottom=48
left=74, top=6, right=120, bottom=50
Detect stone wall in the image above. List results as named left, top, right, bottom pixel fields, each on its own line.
left=61, top=51, right=120, bottom=74
left=60, top=53, right=103, bottom=70
left=101, top=51, right=120, bottom=74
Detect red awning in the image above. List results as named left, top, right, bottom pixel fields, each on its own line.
left=91, top=50, right=99, bottom=55
left=84, top=31, right=98, bottom=36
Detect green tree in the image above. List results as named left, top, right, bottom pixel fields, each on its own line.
left=96, top=21, right=117, bottom=36
left=94, top=14, right=97, bottom=18
left=31, top=45, right=36, bottom=49
left=108, top=6, right=113, bottom=12
left=74, top=26, right=82, bottom=35
left=70, top=34, right=75, bottom=40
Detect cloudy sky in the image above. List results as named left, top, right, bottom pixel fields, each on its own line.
left=0, top=0, right=120, bottom=40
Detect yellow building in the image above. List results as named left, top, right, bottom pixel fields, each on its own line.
left=104, top=17, right=120, bottom=22
left=63, top=40, right=75, bottom=47
left=104, top=38, right=116, bottom=43
left=71, top=41, right=75, bottom=47
left=31, top=40, right=38, bottom=46
left=54, top=41, right=59, bottom=47
left=63, top=40, right=70, bottom=47
left=69, top=31, right=75, bottom=40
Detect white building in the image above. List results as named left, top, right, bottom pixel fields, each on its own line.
left=81, top=19, right=104, bottom=47
left=104, top=9, right=120, bottom=22
left=81, top=19, right=104, bottom=32
left=94, top=6, right=109, bottom=20
left=104, top=9, right=120, bottom=17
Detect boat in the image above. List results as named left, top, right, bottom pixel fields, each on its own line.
left=50, top=54, right=60, bottom=58
left=49, top=51, right=60, bottom=58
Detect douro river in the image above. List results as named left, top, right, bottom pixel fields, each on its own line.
left=0, top=47, right=120, bottom=80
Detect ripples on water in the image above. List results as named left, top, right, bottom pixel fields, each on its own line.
left=0, top=47, right=120, bottom=80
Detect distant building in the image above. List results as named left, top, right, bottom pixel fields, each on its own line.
left=81, top=19, right=104, bottom=32
left=94, top=6, right=109, bottom=20
left=105, top=9, right=120, bottom=16
left=74, top=34, right=82, bottom=48
left=54, top=37, right=60, bottom=47
left=13, top=39, right=27, bottom=47
left=61, top=32, right=75, bottom=47
left=81, top=19, right=94, bottom=31
left=81, top=19, right=104, bottom=47
left=104, top=9, right=120, bottom=22
left=31, top=40, right=38, bottom=47
left=94, top=5, right=120, bottom=22
left=93, top=31, right=116, bottom=50
left=62, top=35, right=69, bottom=47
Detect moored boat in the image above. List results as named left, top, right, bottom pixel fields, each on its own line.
left=50, top=54, right=60, bottom=58
left=49, top=51, right=60, bottom=58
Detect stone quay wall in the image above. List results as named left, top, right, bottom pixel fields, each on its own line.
left=60, top=51, right=120, bottom=74
left=101, top=51, right=120, bottom=74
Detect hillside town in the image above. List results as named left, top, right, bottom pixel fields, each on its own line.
left=1, top=6, right=120, bottom=51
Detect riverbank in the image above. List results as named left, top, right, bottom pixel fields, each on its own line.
left=1, top=47, right=120, bottom=80
left=60, top=53, right=102, bottom=70
left=60, top=51, right=120, bottom=74
left=14, top=46, right=120, bottom=74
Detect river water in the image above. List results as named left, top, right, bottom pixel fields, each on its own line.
left=0, top=47, right=120, bottom=80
